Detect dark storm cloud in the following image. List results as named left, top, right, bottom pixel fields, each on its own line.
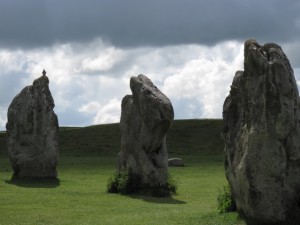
left=0, top=0, right=299, bottom=49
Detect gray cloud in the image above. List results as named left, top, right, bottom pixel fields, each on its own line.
left=0, top=0, right=299, bottom=49
left=0, top=40, right=245, bottom=130
left=0, top=38, right=299, bottom=131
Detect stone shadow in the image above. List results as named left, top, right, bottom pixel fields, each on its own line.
left=5, top=177, right=60, bottom=188
left=130, top=194, right=187, bottom=204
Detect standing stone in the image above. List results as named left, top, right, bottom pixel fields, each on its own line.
left=116, top=74, right=174, bottom=196
left=223, top=40, right=300, bottom=224
left=6, top=71, right=59, bottom=179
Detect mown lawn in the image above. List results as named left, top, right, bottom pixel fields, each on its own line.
left=0, top=156, right=245, bottom=225
left=0, top=120, right=246, bottom=224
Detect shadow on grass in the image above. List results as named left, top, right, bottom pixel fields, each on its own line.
left=5, top=177, right=60, bottom=188
left=130, top=194, right=186, bottom=204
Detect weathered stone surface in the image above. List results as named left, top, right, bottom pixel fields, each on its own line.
left=168, top=158, right=184, bottom=167
left=6, top=72, right=59, bottom=179
left=223, top=39, right=300, bottom=224
left=117, top=74, right=174, bottom=195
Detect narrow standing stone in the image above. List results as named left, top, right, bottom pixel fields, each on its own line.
left=6, top=71, right=59, bottom=179
left=116, top=74, right=174, bottom=196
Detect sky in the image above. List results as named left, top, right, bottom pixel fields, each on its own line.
left=0, top=0, right=300, bottom=130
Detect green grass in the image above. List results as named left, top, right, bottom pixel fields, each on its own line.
left=0, top=120, right=246, bottom=225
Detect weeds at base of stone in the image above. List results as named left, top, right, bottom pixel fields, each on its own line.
left=217, top=184, right=236, bottom=213
left=107, top=169, right=177, bottom=197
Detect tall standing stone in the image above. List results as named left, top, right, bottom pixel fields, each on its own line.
left=116, top=74, right=174, bottom=196
left=223, top=40, right=300, bottom=224
left=6, top=71, right=59, bottom=179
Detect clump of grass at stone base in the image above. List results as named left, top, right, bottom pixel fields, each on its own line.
left=217, top=184, right=236, bottom=213
left=107, top=169, right=177, bottom=197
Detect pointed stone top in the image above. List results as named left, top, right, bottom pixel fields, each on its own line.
left=33, top=70, right=49, bottom=86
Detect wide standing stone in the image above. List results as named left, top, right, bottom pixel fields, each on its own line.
left=223, top=40, right=300, bottom=224
left=117, top=74, right=174, bottom=195
left=6, top=72, right=59, bottom=179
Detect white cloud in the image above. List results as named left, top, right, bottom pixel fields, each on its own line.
left=81, top=47, right=124, bottom=73
left=163, top=41, right=244, bottom=118
left=0, top=40, right=245, bottom=129
left=79, top=101, right=102, bottom=115
left=93, top=98, right=121, bottom=124
left=6, top=38, right=298, bottom=130
left=0, top=50, right=24, bottom=72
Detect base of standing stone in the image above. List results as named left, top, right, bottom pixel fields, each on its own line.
left=107, top=170, right=176, bottom=197
left=11, top=173, right=58, bottom=181
left=8, top=175, right=60, bottom=188
left=10, top=163, right=58, bottom=180
left=241, top=215, right=300, bottom=225
left=138, top=186, right=174, bottom=197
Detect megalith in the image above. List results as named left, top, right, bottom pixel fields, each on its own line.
left=116, top=74, right=174, bottom=196
left=223, top=40, right=300, bottom=224
left=6, top=70, right=59, bottom=179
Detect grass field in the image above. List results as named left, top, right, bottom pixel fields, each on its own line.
left=0, top=120, right=246, bottom=225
